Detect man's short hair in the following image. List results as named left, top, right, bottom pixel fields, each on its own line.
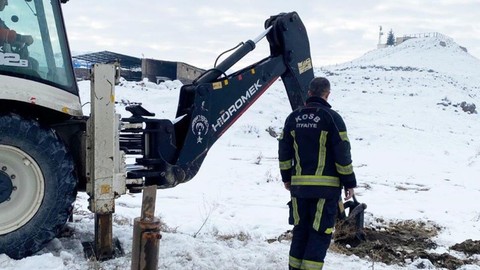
left=308, top=77, right=330, bottom=97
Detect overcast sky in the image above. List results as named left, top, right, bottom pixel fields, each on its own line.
left=62, top=0, right=480, bottom=70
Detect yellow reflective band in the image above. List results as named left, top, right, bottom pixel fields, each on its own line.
left=315, top=131, right=328, bottom=175
left=291, top=176, right=340, bottom=187
left=224, top=79, right=229, bottom=86
left=338, top=198, right=345, bottom=214
left=279, top=160, right=292, bottom=170
left=292, top=197, right=300, bottom=225
left=313, top=198, right=325, bottom=231
left=324, top=227, right=334, bottom=234
left=301, top=259, right=324, bottom=270
left=335, top=163, right=353, bottom=175
left=289, top=255, right=302, bottom=269
left=291, top=130, right=302, bottom=175
left=339, top=131, right=349, bottom=142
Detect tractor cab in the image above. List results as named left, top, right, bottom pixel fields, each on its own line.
left=0, top=0, right=79, bottom=114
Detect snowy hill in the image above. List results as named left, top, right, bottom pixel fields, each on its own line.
left=344, top=36, right=477, bottom=73
left=317, top=36, right=480, bottom=238
left=1, top=36, right=480, bottom=270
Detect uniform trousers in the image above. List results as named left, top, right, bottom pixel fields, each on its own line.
left=288, top=197, right=337, bottom=270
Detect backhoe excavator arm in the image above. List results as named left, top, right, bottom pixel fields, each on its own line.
left=121, top=12, right=314, bottom=189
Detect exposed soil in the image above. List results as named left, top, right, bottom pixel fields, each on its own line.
left=332, top=218, right=480, bottom=269
left=451, top=239, right=480, bottom=256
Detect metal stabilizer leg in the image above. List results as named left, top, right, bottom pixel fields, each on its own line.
left=84, top=63, right=126, bottom=261
left=95, top=213, right=113, bottom=260
left=131, top=185, right=162, bottom=270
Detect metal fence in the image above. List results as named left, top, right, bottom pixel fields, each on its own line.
left=401, top=32, right=450, bottom=40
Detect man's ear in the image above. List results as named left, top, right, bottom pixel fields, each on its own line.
left=307, top=90, right=313, bottom=97
left=322, top=91, right=330, bottom=101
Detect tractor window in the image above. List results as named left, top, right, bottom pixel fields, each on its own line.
left=0, top=0, right=77, bottom=95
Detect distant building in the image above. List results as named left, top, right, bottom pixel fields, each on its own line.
left=395, top=32, right=449, bottom=46
left=72, top=51, right=142, bottom=81
left=395, top=36, right=413, bottom=45
left=72, top=51, right=205, bottom=84
left=141, top=58, right=204, bottom=84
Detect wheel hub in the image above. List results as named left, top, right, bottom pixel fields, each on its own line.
left=0, top=171, right=13, bottom=204
left=0, top=145, right=45, bottom=235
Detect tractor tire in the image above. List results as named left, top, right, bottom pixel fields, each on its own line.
left=0, top=114, right=77, bottom=259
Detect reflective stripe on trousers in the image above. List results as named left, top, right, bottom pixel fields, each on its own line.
left=289, top=255, right=324, bottom=270
left=288, top=197, right=336, bottom=270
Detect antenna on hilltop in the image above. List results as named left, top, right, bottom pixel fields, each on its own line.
left=378, top=26, right=384, bottom=45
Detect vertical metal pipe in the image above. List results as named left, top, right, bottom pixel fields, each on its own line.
left=131, top=186, right=162, bottom=270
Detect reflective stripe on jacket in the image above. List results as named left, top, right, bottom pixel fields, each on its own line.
left=278, top=96, right=356, bottom=198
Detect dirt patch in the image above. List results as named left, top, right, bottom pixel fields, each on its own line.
left=332, top=219, right=479, bottom=269
left=451, top=239, right=480, bottom=256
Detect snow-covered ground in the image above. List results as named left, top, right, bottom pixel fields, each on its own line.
left=1, top=36, right=480, bottom=269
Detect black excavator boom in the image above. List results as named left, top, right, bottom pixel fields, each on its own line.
left=120, top=12, right=314, bottom=188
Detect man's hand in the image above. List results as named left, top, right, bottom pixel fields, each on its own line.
left=22, top=35, right=34, bottom=46
left=344, top=188, right=354, bottom=200
left=284, top=181, right=291, bottom=191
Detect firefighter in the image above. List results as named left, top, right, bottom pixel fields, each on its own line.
left=278, top=77, right=357, bottom=270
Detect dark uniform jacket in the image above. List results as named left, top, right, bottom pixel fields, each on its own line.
left=1, top=18, right=27, bottom=45
left=0, top=18, right=17, bottom=44
left=278, top=96, right=356, bottom=199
